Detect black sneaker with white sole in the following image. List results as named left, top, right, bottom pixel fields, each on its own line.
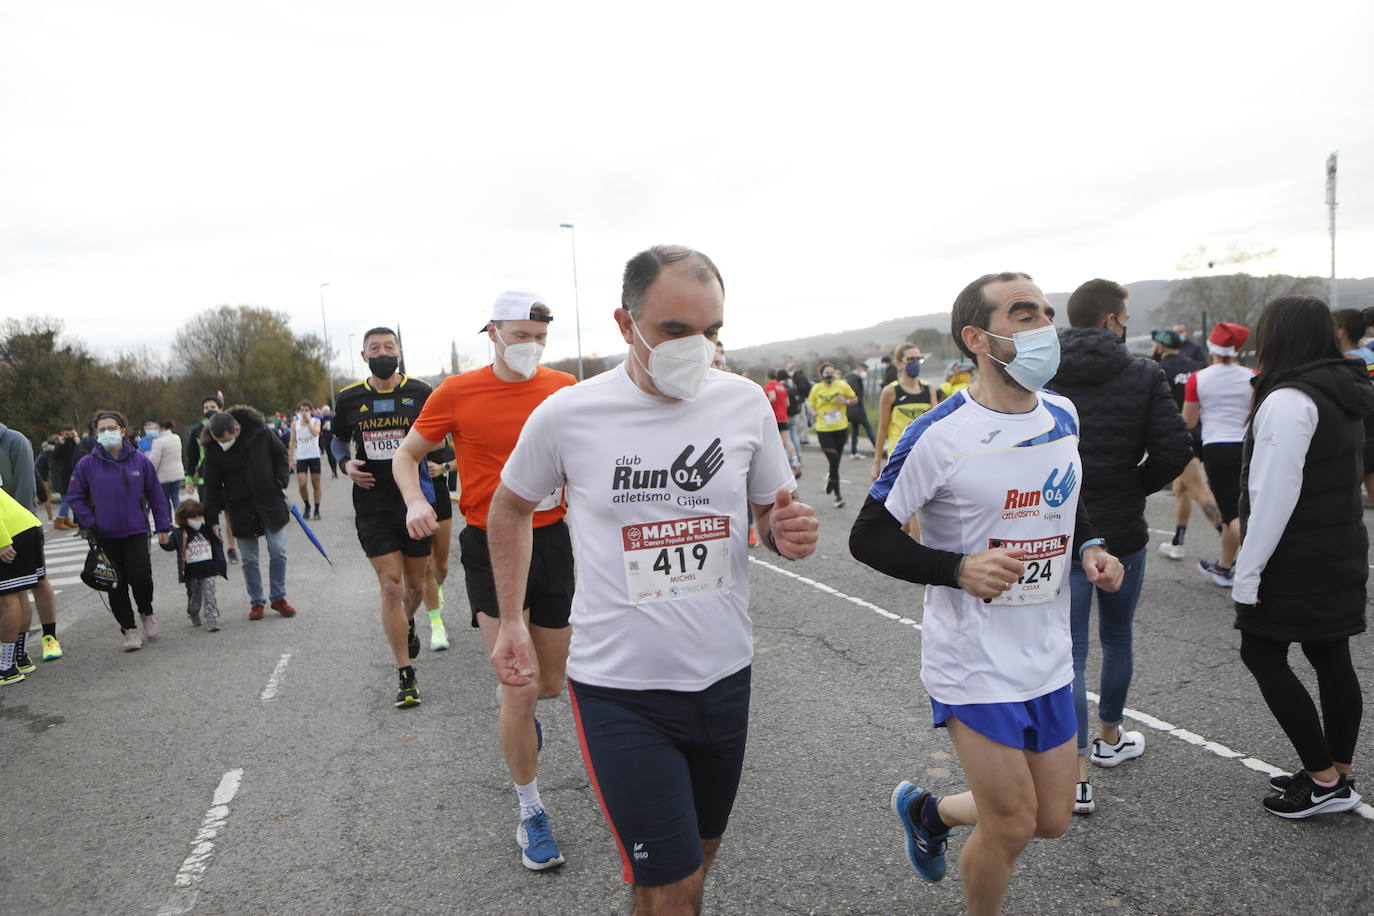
left=1270, top=770, right=1357, bottom=793
left=1262, top=771, right=1362, bottom=818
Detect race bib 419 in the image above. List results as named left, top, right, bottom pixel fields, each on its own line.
left=622, top=515, right=732, bottom=604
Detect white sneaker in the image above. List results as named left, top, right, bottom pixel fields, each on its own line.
left=1091, top=729, right=1145, bottom=768
left=1158, top=541, right=1184, bottom=560
left=1074, top=781, right=1095, bottom=814
left=141, top=613, right=160, bottom=640
left=121, top=629, right=143, bottom=652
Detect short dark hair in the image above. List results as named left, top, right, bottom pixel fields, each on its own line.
left=202, top=394, right=223, bottom=408
left=1066, top=279, right=1129, bottom=329
left=775, top=368, right=789, bottom=382
left=160, top=419, right=176, bottom=430
left=621, top=245, right=724, bottom=320
left=765, top=369, right=777, bottom=380
left=950, top=272, right=1032, bottom=359
left=298, top=399, right=314, bottom=410
left=363, top=326, right=398, bottom=347
left=1251, top=296, right=1342, bottom=421
left=174, top=498, right=206, bottom=527
left=208, top=412, right=238, bottom=437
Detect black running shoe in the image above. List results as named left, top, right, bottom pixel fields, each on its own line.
left=407, top=620, right=420, bottom=659
left=15, top=653, right=35, bottom=674
left=312, top=506, right=321, bottom=520
left=1270, top=770, right=1357, bottom=792
left=1262, top=771, right=1362, bottom=818
left=395, top=667, right=420, bottom=708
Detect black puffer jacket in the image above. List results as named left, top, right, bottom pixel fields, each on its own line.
left=1048, top=328, right=1192, bottom=556
left=201, top=406, right=290, bottom=537
left=1236, top=359, right=1373, bottom=641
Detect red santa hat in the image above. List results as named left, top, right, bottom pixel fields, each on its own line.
left=1207, top=322, right=1250, bottom=357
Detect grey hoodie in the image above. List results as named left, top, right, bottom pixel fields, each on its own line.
left=0, top=423, right=37, bottom=510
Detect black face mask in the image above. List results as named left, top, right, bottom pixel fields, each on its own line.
left=204, top=409, right=217, bottom=419
left=368, top=355, right=399, bottom=379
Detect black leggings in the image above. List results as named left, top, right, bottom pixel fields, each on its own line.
left=1239, top=632, right=1362, bottom=772
left=97, top=534, right=155, bottom=631
left=818, top=430, right=847, bottom=497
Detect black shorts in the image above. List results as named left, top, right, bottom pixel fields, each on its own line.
left=0, top=527, right=46, bottom=595
left=568, top=666, right=751, bottom=887
left=295, top=457, right=321, bottom=474
left=1189, top=424, right=1204, bottom=460
left=430, top=484, right=452, bottom=523
left=460, top=520, right=572, bottom=628
left=776, top=421, right=789, bottom=432
left=1203, top=441, right=1244, bottom=524
left=356, top=508, right=432, bottom=559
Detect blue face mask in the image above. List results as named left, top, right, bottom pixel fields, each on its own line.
left=904, top=360, right=922, bottom=379
left=984, top=324, right=1061, bottom=392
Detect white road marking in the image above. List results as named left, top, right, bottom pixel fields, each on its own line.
left=47, top=576, right=83, bottom=586
left=157, top=768, right=244, bottom=915
left=259, top=652, right=293, bottom=701
left=42, top=544, right=90, bottom=556
left=748, top=556, right=1374, bottom=822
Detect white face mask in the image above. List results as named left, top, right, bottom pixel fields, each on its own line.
left=145, top=428, right=159, bottom=439
left=218, top=438, right=236, bottom=451
left=187, top=518, right=204, bottom=530
left=494, top=329, right=543, bottom=380
left=630, top=318, right=715, bottom=401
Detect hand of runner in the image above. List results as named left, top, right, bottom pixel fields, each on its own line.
left=345, top=458, right=375, bottom=489
left=0, top=545, right=15, bottom=563
left=212, top=525, right=221, bottom=540
left=768, top=486, right=819, bottom=559
left=1081, top=545, right=1124, bottom=592
left=490, top=619, right=538, bottom=687
left=157, top=531, right=169, bottom=546
left=405, top=498, right=440, bottom=540
left=426, top=460, right=444, bottom=479
left=957, top=547, right=1027, bottom=599
left=871, top=458, right=882, bottom=483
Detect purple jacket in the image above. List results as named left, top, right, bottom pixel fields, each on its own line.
left=68, top=444, right=171, bottom=538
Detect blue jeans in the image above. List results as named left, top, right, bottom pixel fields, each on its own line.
left=1070, top=545, right=1148, bottom=754
left=57, top=492, right=71, bottom=518
left=786, top=414, right=803, bottom=457
left=239, top=522, right=289, bottom=605
left=162, top=481, right=181, bottom=513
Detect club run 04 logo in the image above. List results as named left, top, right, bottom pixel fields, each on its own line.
left=612, top=438, right=724, bottom=506
left=1001, top=463, right=1076, bottom=521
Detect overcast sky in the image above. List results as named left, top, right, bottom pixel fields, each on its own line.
left=4, top=0, right=1372, bottom=379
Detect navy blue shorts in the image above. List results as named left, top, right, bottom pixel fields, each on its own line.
left=931, top=683, right=1075, bottom=752
left=568, top=666, right=751, bottom=887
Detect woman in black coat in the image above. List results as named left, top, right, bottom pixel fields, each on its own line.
left=1233, top=295, right=1371, bottom=819
left=201, top=406, right=297, bottom=620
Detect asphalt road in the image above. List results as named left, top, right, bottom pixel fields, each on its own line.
left=2, top=444, right=1371, bottom=915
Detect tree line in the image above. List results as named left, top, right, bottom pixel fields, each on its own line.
left=0, top=306, right=331, bottom=445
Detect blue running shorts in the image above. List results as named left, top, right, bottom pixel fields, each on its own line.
left=931, top=683, right=1075, bottom=752
left=568, top=666, right=751, bottom=887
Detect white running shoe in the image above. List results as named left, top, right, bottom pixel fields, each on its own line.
left=1091, top=729, right=1145, bottom=768
left=1073, top=781, right=1095, bottom=814
left=1158, top=541, right=1184, bottom=560
left=121, top=629, right=143, bottom=652
left=140, top=613, right=160, bottom=640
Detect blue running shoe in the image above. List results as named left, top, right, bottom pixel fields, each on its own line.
left=891, top=781, right=949, bottom=883
left=516, top=809, right=565, bottom=870
left=534, top=715, right=543, bottom=752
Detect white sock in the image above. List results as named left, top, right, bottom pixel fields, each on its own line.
left=0, top=641, right=14, bottom=670
left=516, top=779, right=542, bottom=818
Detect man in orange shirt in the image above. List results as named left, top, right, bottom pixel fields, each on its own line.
left=396, top=291, right=576, bottom=871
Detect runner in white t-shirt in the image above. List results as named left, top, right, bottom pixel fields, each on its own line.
left=850, top=272, right=1123, bottom=916
left=287, top=400, right=323, bottom=519
left=489, top=244, right=819, bottom=914
left=1182, top=322, right=1256, bottom=587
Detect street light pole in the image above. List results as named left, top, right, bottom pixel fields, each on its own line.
left=319, top=282, right=334, bottom=410
left=559, top=223, right=584, bottom=381
left=1326, top=152, right=1339, bottom=308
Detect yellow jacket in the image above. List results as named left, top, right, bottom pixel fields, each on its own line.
left=0, top=486, right=41, bottom=549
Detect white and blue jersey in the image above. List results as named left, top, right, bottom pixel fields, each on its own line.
left=870, top=390, right=1083, bottom=705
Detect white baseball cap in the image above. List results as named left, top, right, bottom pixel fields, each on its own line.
left=479, top=290, right=552, bottom=332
